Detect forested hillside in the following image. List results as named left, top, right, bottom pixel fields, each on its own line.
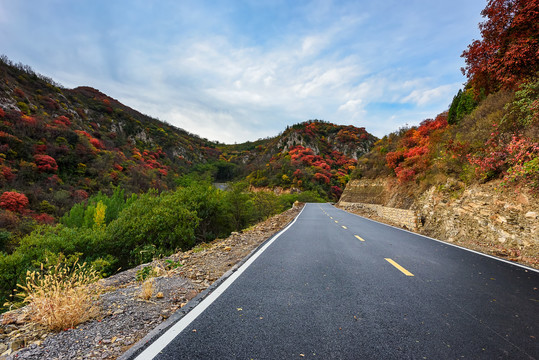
left=0, top=55, right=376, bottom=241
left=228, top=120, right=376, bottom=200
left=344, top=0, right=538, bottom=268
left=353, top=0, right=538, bottom=196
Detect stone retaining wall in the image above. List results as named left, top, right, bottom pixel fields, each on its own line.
left=339, top=201, right=420, bottom=230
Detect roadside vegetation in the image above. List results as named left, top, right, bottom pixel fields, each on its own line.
left=0, top=180, right=321, bottom=312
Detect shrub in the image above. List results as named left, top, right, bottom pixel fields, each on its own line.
left=61, top=188, right=135, bottom=228
left=34, top=154, right=58, bottom=172
left=16, top=102, right=30, bottom=115
left=0, top=191, right=29, bottom=212
left=17, top=257, right=101, bottom=331
left=105, top=191, right=199, bottom=268
left=504, top=78, right=539, bottom=128
left=53, top=116, right=71, bottom=127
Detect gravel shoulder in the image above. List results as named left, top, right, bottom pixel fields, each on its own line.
left=0, top=204, right=304, bottom=360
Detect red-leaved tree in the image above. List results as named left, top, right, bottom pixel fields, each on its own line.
left=461, top=0, right=539, bottom=93
left=34, top=154, right=58, bottom=172
left=0, top=191, right=29, bottom=212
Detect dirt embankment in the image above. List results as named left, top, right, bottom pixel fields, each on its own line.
left=339, top=178, right=538, bottom=269
left=0, top=204, right=304, bottom=360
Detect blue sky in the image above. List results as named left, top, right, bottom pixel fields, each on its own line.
left=0, top=0, right=485, bottom=143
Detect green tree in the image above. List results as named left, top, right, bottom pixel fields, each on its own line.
left=105, top=190, right=199, bottom=268
left=225, top=182, right=254, bottom=231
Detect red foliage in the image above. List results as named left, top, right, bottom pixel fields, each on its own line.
left=33, top=213, right=55, bottom=225
left=75, top=130, right=91, bottom=138
left=385, top=114, right=448, bottom=182
left=0, top=108, right=5, bottom=118
left=42, top=97, right=59, bottom=110
left=313, top=173, right=330, bottom=184
left=21, top=115, right=37, bottom=126
left=386, top=150, right=405, bottom=169
left=34, top=154, right=58, bottom=172
left=395, top=167, right=416, bottom=183
left=89, top=138, right=104, bottom=149
left=1, top=166, right=15, bottom=182
left=33, top=144, right=47, bottom=154
left=461, top=0, right=539, bottom=92
left=331, top=185, right=343, bottom=198
left=73, top=190, right=89, bottom=202
left=467, top=127, right=539, bottom=184
left=13, top=88, right=25, bottom=98
left=53, top=115, right=71, bottom=127
left=0, top=191, right=29, bottom=212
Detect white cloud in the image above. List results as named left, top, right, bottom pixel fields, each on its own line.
left=401, top=84, right=459, bottom=106
left=0, top=0, right=485, bottom=142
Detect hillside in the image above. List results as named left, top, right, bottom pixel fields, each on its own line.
left=0, top=56, right=376, bottom=242
left=341, top=0, right=539, bottom=268
left=221, top=120, right=376, bottom=200
left=0, top=55, right=221, bottom=216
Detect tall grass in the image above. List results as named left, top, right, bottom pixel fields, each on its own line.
left=17, top=258, right=102, bottom=331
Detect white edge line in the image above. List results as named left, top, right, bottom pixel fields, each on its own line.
left=333, top=204, right=539, bottom=274
left=134, top=204, right=307, bottom=359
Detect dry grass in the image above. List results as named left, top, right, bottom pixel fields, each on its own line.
left=17, top=259, right=102, bottom=332
left=138, top=278, right=155, bottom=300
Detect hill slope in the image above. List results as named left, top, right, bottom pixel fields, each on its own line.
left=341, top=0, right=539, bottom=268
left=0, top=55, right=376, bottom=239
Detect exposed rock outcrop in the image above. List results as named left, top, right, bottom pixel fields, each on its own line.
left=339, top=178, right=538, bottom=268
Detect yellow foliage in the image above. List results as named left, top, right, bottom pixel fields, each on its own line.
left=94, top=201, right=106, bottom=229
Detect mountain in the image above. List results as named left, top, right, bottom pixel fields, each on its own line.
left=0, top=56, right=224, bottom=225
left=0, top=55, right=376, bottom=240
left=233, top=120, right=376, bottom=199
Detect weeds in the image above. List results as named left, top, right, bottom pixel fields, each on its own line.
left=138, top=278, right=155, bottom=300
left=16, top=258, right=102, bottom=332
left=135, top=266, right=158, bottom=282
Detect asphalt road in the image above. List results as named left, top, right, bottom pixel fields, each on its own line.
left=133, top=203, right=539, bottom=359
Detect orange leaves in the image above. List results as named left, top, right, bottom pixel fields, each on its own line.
left=0, top=191, right=29, bottom=213
left=385, top=114, right=449, bottom=182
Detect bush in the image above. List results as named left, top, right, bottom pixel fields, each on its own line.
left=173, top=183, right=231, bottom=242
left=34, top=154, right=58, bottom=173
left=61, top=188, right=136, bottom=228
left=0, top=191, right=29, bottom=212
left=105, top=190, right=199, bottom=268
left=17, top=257, right=101, bottom=331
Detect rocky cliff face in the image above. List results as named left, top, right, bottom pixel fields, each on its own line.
left=339, top=178, right=538, bottom=268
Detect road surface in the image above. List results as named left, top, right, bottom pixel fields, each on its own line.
left=130, top=203, right=539, bottom=359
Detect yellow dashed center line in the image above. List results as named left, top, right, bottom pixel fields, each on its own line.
left=334, top=220, right=338, bottom=223
left=354, top=235, right=365, bottom=242
left=342, top=226, right=347, bottom=230
left=385, top=258, right=414, bottom=276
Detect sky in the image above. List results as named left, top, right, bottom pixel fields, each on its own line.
left=0, top=0, right=486, bottom=144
